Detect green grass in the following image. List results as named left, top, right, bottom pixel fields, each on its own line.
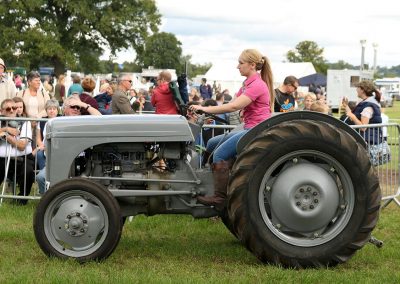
left=0, top=200, right=399, bottom=283
left=384, top=100, right=400, bottom=120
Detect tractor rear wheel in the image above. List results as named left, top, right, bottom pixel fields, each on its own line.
left=228, top=120, right=381, bottom=268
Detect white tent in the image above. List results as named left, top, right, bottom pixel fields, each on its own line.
left=204, top=61, right=316, bottom=96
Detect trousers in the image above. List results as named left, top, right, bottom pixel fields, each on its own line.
left=0, top=155, right=34, bottom=198
left=206, top=130, right=248, bottom=163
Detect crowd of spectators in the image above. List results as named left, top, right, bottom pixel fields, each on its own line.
left=0, top=56, right=388, bottom=201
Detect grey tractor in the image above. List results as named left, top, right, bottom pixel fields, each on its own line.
left=33, top=111, right=381, bottom=268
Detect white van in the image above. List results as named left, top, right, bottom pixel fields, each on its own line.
left=327, top=69, right=374, bottom=110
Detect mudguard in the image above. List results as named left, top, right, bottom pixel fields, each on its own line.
left=237, top=111, right=366, bottom=154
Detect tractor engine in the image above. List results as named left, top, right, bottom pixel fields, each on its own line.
left=84, top=142, right=184, bottom=190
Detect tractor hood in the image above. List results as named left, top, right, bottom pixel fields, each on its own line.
left=46, top=114, right=194, bottom=142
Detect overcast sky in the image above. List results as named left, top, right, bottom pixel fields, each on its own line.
left=113, top=0, right=399, bottom=68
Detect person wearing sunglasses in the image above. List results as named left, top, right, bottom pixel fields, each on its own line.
left=112, top=74, right=135, bottom=114
left=63, top=96, right=101, bottom=116
left=36, top=95, right=101, bottom=194
left=274, top=75, right=299, bottom=113
left=0, top=58, right=17, bottom=102
left=0, top=98, right=34, bottom=205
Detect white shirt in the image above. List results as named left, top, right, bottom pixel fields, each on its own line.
left=360, top=96, right=380, bottom=119
left=0, top=121, right=33, bottom=157
left=28, top=96, right=39, bottom=118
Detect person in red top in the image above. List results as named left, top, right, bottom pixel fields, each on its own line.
left=151, top=71, right=179, bottom=114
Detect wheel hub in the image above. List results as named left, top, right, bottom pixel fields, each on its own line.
left=269, top=163, right=340, bottom=233
left=65, top=212, right=88, bottom=236
left=294, top=185, right=320, bottom=211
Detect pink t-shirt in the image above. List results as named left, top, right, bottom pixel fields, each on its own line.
left=236, top=73, right=271, bottom=129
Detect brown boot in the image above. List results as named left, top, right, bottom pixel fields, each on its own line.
left=197, top=160, right=232, bottom=211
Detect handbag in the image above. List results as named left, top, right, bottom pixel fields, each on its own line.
left=369, top=141, right=391, bottom=166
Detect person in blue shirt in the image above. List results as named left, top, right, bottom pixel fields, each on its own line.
left=95, top=83, right=113, bottom=115
left=199, top=78, right=212, bottom=100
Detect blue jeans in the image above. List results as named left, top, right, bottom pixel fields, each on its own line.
left=36, top=150, right=46, bottom=170
left=36, top=167, right=46, bottom=194
left=206, top=130, right=248, bottom=163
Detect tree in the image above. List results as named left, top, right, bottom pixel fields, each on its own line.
left=137, top=32, right=183, bottom=73
left=286, top=41, right=328, bottom=74
left=190, top=62, right=212, bottom=78
left=94, top=60, right=116, bottom=74
left=120, top=61, right=142, bottom=73
left=326, top=60, right=355, bottom=70
left=0, top=0, right=161, bottom=75
left=377, top=65, right=400, bottom=77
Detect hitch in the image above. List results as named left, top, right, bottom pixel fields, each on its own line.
left=369, top=236, right=383, bottom=248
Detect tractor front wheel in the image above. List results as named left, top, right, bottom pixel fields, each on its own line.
left=34, top=178, right=122, bottom=262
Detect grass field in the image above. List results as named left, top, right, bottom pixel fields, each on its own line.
left=0, top=102, right=399, bottom=283
left=0, top=201, right=399, bottom=283
left=381, top=98, right=400, bottom=121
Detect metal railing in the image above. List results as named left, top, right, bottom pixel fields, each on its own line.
left=197, top=123, right=400, bottom=206
left=0, top=117, right=46, bottom=205
left=351, top=123, right=400, bottom=207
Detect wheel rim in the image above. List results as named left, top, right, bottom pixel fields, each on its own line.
left=43, top=190, right=109, bottom=257
left=258, top=150, right=355, bottom=247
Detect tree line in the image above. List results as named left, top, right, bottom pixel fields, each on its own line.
left=0, top=1, right=398, bottom=78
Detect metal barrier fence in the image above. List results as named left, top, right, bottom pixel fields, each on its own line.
left=0, top=116, right=399, bottom=208
left=199, top=123, right=400, bottom=207
left=351, top=123, right=400, bottom=207
left=0, top=117, right=47, bottom=205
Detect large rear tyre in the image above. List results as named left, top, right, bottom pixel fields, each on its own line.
left=33, top=178, right=122, bottom=262
left=220, top=208, right=238, bottom=238
left=228, top=120, right=381, bottom=268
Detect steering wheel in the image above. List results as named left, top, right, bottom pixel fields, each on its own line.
left=181, top=105, right=229, bottom=125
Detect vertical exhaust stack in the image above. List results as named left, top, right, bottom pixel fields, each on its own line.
left=360, top=39, right=367, bottom=71
left=372, top=43, right=378, bottom=73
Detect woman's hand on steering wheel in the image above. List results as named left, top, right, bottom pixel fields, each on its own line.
left=187, top=104, right=229, bottom=125
left=188, top=104, right=205, bottom=113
